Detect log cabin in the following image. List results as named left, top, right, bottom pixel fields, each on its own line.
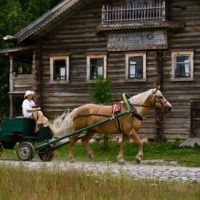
left=0, top=0, right=200, bottom=142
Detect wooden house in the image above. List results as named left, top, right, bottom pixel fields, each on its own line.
left=0, top=0, right=200, bottom=141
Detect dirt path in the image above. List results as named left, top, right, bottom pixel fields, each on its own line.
left=0, top=160, right=200, bottom=183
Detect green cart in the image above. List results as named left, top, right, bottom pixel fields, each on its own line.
left=0, top=117, right=54, bottom=161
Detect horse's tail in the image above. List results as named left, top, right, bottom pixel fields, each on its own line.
left=49, top=108, right=77, bottom=135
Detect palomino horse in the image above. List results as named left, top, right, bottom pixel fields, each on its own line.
left=50, top=87, right=172, bottom=164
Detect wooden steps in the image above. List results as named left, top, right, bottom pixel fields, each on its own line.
left=180, top=137, right=200, bottom=147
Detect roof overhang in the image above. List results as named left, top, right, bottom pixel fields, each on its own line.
left=5, top=0, right=94, bottom=43
left=0, top=45, right=35, bottom=63
left=95, top=21, right=184, bottom=33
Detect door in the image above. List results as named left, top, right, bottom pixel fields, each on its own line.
left=190, top=100, right=200, bottom=137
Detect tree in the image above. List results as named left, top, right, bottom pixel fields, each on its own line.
left=0, top=0, right=63, bottom=119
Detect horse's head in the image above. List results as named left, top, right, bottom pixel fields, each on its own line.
left=153, top=86, right=173, bottom=114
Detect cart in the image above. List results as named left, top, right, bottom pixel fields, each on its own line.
left=0, top=94, right=134, bottom=162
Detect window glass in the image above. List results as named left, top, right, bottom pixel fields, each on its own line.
left=126, top=0, right=131, bottom=8
left=54, top=60, right=66, bottom=80
left=175, top=56, right=190, bottom=77
left=134, top=1, right=138, bottom=7
left=140, top=0, right=144, bottom=7
left=129, top=57, right=143, bottom=78
left=90, top=58, right=103, bottom=79
left=148, top=0, right=152, bottom=6
left=60, top=67, right=66, bottom=79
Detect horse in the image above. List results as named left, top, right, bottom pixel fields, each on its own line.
left=50, top=86, right=172, bottom=165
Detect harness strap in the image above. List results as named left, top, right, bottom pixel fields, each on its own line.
left=124, top=103, right=144, bottom=121
left=116, top=112, right=122, bottom=133
left=73, top=113, right=123, bottom=133
left=73, top=114, right=111, bottom=121
left=93, top=105, right=102, bottom=114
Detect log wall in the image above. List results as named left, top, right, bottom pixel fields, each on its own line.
left=162, top=0, right=200, bottom=139
left=39, top=0, right=200, bottom=139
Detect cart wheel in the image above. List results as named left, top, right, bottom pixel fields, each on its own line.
left=39, top=145, right=55, bottom=162
left=17, top=142, right=35, bottom=161
left=0, top=144, right=3, bottom=157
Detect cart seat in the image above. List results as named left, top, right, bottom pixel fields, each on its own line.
left=15, top=116, right=34, bottom=120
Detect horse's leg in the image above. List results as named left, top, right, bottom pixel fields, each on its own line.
left=129, top=129, right=143, bottom=164
left=117, top=134, right=129, bottom=165
left=69, top=133, right=81, bottom=163
left=81, top=129, right=96, bottom=161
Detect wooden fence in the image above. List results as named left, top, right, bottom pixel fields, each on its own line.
left=102, top=1, right=165, bottom=24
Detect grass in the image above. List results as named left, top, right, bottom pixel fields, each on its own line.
left=1, top=142, right=200, bottom=167
left=0, top=164, right=199, bottom=200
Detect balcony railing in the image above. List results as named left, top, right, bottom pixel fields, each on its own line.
left=102, top=1, right=165, bottom=24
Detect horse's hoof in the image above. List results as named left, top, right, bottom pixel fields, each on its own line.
left=70, top=158, right=76, bottom=163
left=135, top=158, right=141, bottom=164
left=119, top=161, right=125, bottom=165
left=88, top=155, right=94, bottom=161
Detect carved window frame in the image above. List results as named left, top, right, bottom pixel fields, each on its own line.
left=86, top=54, right=107, bottom=82
left=171, top=51, right=194, bottom=82
left=125, top=52, right=147, bottom=82
left=50, top=55, right=70, bottom=84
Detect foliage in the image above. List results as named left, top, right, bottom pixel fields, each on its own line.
left=87, top=73, right=118, bottom=150
left=0, top=0, right=63, bottom=118
left=87, top=73, right=118, bottom=104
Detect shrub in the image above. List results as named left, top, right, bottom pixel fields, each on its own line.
left=87, top=72, right=118, bottom=150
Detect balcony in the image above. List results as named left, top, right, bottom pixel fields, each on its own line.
left=13, top=74, right=33, bottom=93
left=96, top=1, right=184, bottom=32
left=102, top=1, right=165, bottom=24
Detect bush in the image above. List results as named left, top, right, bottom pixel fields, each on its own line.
left=87, top=73, right=118, bottom=150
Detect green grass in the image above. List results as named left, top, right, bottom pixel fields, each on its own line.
left=1, top=142, right=200, bottom=167
left=0, top=164, right=199, bottom=200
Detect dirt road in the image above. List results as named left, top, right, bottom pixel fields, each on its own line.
left=0, top=160, right=200, bottom=183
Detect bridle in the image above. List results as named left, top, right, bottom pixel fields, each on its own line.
left=152, top=91, right=168, bottom=112
left=128, top=90, right=168, bottom=112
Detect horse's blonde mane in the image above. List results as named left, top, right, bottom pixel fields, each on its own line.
left=129, top=89, right=154, bottom=112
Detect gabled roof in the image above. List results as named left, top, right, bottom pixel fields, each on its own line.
left=8, top=0, right=93, bottom=43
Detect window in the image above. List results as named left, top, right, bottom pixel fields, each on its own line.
left=90, top=59, right=104, bottom=79
left=50, top=55, right=70, bottom=83
left=175, top=56, right=190, bottom=77
left=125, top=53, right=146, bottom=82
left=171, top=51, right=194, bottom=81
left=123, top=0, right=155, bottom=8
left=54, top=60, right=66, bottom=80
left=86, top=54, right=107, bottom=81
left=129, top=57, right=143, bottom=78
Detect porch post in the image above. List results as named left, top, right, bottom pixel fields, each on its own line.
left=32, top=51, right=36, bottom=91
left=9, top=54, right=14, bottom=119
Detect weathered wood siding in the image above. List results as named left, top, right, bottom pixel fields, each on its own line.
left=163, top=0, right=200, bottom=139
left=40, top=0, right=200, bottom=139
left=42, top=1, right=157, bottom=139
